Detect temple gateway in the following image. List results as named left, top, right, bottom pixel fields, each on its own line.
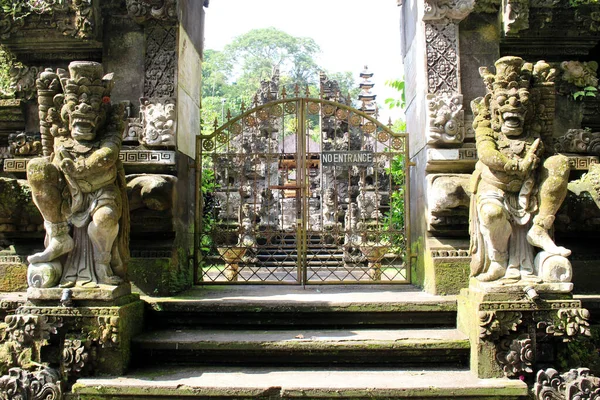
left=0, top=0, right=599, bottom=399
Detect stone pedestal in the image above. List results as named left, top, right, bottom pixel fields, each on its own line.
left=458, top=279, right=589, bottom=379
left=1, top=289, right=144, bottom=384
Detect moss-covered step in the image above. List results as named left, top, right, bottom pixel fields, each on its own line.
left=131, top=327, right=469, bottom=367
left=71, top=366, right=528, bottom=399
left=142, top=285, right=458, bottom=328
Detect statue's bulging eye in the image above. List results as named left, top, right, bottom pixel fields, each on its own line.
left=496, top=95, right=507, bottom=105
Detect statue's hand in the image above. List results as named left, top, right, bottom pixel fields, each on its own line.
left=519, top=153, right=539, bottom=176
left=503, top=138, right=540, bottom=177
left=60, top=158, right=85, bottom=176
left=518, top=138, right=541, bottom=177
left=504, top=156, right=539, bottom=178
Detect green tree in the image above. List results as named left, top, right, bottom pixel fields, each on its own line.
left=224, top=27, right=321, bottom=89
left=200, top=28, right=364, bottom=133
left=201, top=49, right=232, bottom=99
left=384, top=78, right=406, bottom=110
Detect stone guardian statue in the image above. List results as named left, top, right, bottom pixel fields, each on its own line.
left=469, top=56, right=570, bottom=282
left=26, top=61, right=129, bottom=288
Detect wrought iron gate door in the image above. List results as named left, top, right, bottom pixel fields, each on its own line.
left=195, top=96, right=410, bottom=284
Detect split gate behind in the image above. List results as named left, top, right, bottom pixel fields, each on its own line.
left=194, top=96, right=411, bottom=284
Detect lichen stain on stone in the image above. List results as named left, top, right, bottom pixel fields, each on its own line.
left=478, top=24, right=499, bottom=42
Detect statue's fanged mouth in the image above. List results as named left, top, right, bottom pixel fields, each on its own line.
left=71, top=114, right=97, bottom=139
left=501, top=112, right=524, bottom=134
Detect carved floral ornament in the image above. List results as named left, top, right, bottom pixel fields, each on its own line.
left=0, top=367, right=61, bottom=400
left=479, top=308, right=590, bottom=341
left=63, top=337, right=91, bottom=376
left=479, top=310, right=522, bottom=340
left=555, top=129, right=600, bottom=156
left=539, top=308, right=592, bottom=341
left=423, top=0, right=475, bottom=21
left=535, top=368, right=600, bottom=400
left=496, top=334, right=534, bottom=377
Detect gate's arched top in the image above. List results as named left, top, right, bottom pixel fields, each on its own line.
left=199, top=97, right=407, bottom=152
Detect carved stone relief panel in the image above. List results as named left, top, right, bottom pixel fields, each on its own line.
left=0, top=99, right=26, bottom=134
left=427, top=173, right=470, bottom=233
left=139, top=97, right=176, bottom=147
left=144, top=21, right=176, bottom=98
left=127, top=0, right=177, bottom=24
left=425, top=23, right=459, bottom=94
left=424, top=0, right=475, bottom=21
left=426, top=93, right=465, bottom=145
left=0, top=0, right=100, bottom=41
left=8, top=132, right=42, bottom=156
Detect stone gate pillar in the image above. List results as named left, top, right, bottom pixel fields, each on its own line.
left=400, top=0, right=480, bottom=294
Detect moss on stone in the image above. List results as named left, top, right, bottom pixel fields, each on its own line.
left=433, top=261, right=470, bottom=295
left=411, top=237, right=424, bottom=288
left=0, top=263, right=27, bottom=291
left=478, top=24, right=499, bottom=42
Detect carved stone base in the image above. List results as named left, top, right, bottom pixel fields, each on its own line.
left=14, top=297, right=144, bottom=377
left=458, top=284, right=588, bottom=379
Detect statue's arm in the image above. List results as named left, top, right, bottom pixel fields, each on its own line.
left=476, top=129, right=509, bottom=172
left=84, top=138, right=120, bottom=170
left=60, top=136, right=120, bottom=177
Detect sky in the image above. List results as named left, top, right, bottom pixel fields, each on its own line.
left=203, top=0, right=404, bottom=122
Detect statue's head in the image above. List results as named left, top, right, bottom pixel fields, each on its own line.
left=59, top=61, right=114, bottom=141
left=473, top=57, right=555, bottom=139
left=482, top=57, right=533, bottom=137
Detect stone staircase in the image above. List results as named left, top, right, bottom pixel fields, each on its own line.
left=70, top=285, right=529, bottom=399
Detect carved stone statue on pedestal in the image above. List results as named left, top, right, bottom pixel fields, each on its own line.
left=26, top=61, right=129, bottom=289
left=469, top=56, right=571, bottom=283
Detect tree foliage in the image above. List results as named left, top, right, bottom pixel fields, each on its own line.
left=225, top=27, right=321, bottom=89
left=201, top=28, right=361, bottom=133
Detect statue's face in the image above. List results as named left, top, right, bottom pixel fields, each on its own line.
left=492, top=86, right=530, bottom=137
left=65, top=92, right=103, bottom=141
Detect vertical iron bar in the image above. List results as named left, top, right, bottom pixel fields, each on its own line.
left=298, top=99, right=307, bottom=286
left=194, top=135, right=202, bottom=285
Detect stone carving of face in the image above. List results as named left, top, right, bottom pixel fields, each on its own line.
left=67, top=91, right=104, bottom=141
left=60, top=61, right=111, bottom=142
left=492, top=86, right=530, bottom=137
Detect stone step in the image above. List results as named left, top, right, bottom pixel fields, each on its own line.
left=72, top=366, right=528, bottom=399
left=143, top=285, right=457, bottom=328
left=132, top=327, right=469, bottom=367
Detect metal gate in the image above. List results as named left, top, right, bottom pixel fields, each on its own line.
left=194, top=95, right=411, bottom=284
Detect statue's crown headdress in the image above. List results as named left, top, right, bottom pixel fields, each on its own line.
left=59, top=61, right=114, bottom=100
left=479, top=56, right=533, bottom=92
